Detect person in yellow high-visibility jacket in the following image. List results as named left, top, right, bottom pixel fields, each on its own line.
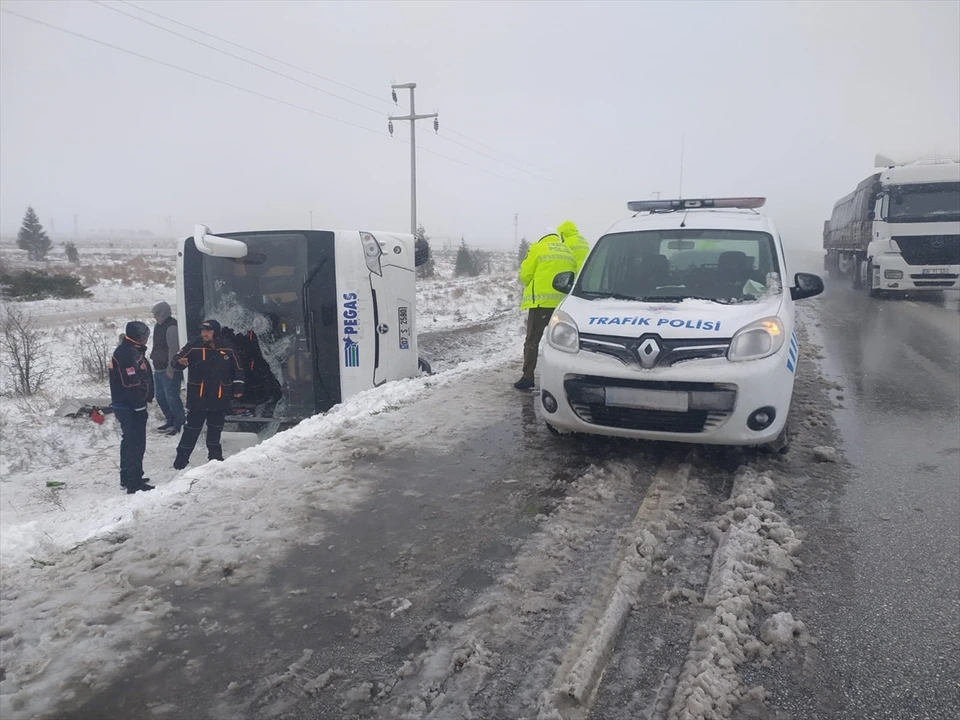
left=515, top=229, right=577, bottom=390
left=557, top=220, right=590, bottom=271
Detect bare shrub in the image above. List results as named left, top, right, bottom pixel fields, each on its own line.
left=76, top=254, right=174, bottom=288
left=75, top=323, right=113, bottom=382
left=0, top=304, right=49, bottom=396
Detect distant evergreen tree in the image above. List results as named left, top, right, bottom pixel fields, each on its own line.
left=517, top=237, right=531, bottom=267
left=454, top=237, right=479, bottom=277
left=17, top=207, right=52, bottom=261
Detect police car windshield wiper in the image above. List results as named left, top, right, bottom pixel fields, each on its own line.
left=579, top=290, right=644, bottom=301
left=641, top=295, right=736, bottom=305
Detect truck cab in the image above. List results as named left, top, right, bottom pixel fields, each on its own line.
left=867, top=159, right=960, bottom=293
left=176, top=225, right=427, bottom=434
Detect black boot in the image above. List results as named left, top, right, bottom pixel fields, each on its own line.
left=207, top=445, right=224, bottom=462
left=173, top=449, right=191, bottom=470
left=514, top=377, right=535, bottom=390
left=164, top=425, right=182, bottom=437
left=127, top=479, right=155, bottom=494
left=156, top=423, right=172, bottom=432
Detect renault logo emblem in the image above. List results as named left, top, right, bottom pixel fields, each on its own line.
left=637, top=337, right=661, bottom=368
left=931, top=237, right=945, bottom=249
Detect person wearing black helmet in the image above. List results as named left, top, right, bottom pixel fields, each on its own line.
left=171, top=319, right=245, bottom=470
left=109, top=321, right=156, bottom=494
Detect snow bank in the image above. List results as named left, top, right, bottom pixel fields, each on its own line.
left=667, top=468, right=802, bottom=720
left=0, top=344, right=518, bottom=720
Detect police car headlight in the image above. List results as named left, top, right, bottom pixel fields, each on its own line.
left=547, top=310, right=579, bottom=353
left=728, top=317, right=785, bottom=362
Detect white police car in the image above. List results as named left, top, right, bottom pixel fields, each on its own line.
left=537, top=197, right=824, bottom=451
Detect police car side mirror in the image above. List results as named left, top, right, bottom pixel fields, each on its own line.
left=791, top=272, right=824, bottom=301
left=553, top=271, right=575, bottom=294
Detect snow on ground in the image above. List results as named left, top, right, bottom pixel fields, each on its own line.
left=21, top=281, right=167, bottom=319
left=0, top=341, right=523, bottom=720
left=0, top=256, right=523, bottom=720
left=666, top=471, right=804, bottom=720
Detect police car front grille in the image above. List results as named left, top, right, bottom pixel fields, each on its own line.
left=579, top=333, right=731, bottom=368
left=564, top=376, right=736, bottom=434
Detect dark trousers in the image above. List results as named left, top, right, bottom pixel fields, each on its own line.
left=522, top=308, right=555, bottom=381
left=154, top=370, right=185, bottom=428
left=114, top=407, right=147, bottom=487
left=177, top=408, right=227, bottom=462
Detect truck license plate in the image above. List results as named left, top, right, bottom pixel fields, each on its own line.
left=605, top=388, right=689, bottom=412
left=921, top=268, right=949, bottom=275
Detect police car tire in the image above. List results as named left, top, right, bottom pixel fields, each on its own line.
left=544, top=421, right=562, bottom=436
left=762, top=423, right=791, bottom=455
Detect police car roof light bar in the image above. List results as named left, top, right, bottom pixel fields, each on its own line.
left=627, top=197, right=766, bottom=212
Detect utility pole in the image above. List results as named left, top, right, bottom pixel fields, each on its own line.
left=309, top=211, right=313, bottom=230
left=514, top=213, right=519, bottom=246
left=389, top=83, right=439, bottom=235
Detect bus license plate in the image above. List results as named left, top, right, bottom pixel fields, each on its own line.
left=605, top=388, right=689, bottom=412
left=398, top=306, right=411, bottom=350
left=921, top=268, right=949, bottom=275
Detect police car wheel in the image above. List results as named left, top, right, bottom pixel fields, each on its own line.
left=762, top=423, right=791, bottom=455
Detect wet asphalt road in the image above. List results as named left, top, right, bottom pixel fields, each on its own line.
left=761, top=271, right=960, bottom=719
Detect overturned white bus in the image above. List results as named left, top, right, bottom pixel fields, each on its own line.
left=176, top=224, right=429, bottom=435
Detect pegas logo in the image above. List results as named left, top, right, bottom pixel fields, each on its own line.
left=342, top=293, right=360, bottom=368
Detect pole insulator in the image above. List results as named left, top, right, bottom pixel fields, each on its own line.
left=391, top=90, right=398, bottom=104
left=433, top=117, right=439, bottom=133
left=388, top=120, right=394, bottom=136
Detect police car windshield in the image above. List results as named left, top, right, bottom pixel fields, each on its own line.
left=574, top=229, right=781, bottom=304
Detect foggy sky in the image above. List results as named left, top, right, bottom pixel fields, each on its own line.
left=1, top=0, right=958, bottom=250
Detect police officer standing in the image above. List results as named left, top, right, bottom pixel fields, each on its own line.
left=515, top=228, right=577, bottom=390
left=109, top=321, right=155, bottom=494
left=172, top=319, right=245, bottom=470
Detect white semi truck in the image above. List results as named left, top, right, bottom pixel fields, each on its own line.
left=823, top=156, right=960, bottom=296
left=175, top=224, right=430, bottom=434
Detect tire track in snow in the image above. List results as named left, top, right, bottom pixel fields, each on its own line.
left=538, top=461, right=693, bottom=719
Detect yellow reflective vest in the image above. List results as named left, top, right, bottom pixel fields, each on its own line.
left=557, top=220, right=590, bottom=271
left=519, top=233, right=577, bottom=310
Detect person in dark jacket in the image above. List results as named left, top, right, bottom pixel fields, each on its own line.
left=109, top=321, right=155, bottom=494
left=150, top=301, right=185, bottom=435
left=171, top=319, right=245, bottom=470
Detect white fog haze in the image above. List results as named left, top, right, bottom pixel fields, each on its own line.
left=2, top=0, right=959, bottom=247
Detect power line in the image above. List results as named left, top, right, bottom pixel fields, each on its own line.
left=120, top=0, right=397, bottom=111
left=92, top=0, right=387, bottom=118
left=1, top=8, right=384, bottom=138
left=0, top=8, right=534, bottom=188
left=116, top=0, right=566, bottom=183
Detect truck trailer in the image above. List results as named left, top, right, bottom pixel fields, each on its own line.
left=823, top=156, right=960, bottom=296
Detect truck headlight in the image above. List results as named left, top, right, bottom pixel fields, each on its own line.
left=884, top=269, right=903, bottom=279
left=547, top=310, right=579, bottom=353
left=360, top=232, right=383, bottom=276
left=728, top=317, right=785, bottom=362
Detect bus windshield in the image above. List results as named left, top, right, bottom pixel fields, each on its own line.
left=197, top=233, right=312, bottom=417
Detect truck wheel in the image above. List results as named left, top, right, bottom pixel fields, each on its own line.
left=852, top=257, right=863, bottom=290
left=418, top=357, right=433, bottom=375
left=866, top=259, right=880, bottom=298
